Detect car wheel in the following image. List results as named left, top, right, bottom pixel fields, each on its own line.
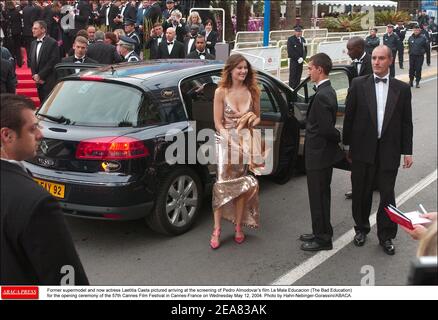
left=146, top=167, right=203, bottom=235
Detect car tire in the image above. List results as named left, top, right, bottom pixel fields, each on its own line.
left=146, top=167, right=203, bottom=236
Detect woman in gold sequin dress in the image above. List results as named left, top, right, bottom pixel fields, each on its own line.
left=210, top=54, right=261, bottom=249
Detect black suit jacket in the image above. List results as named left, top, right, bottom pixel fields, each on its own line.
left=287, top=35, right=307, bottom=61
left=71, top=0, right=91, bottom=36
left=352, top=52, right=373, bottom=77
left=343, top=75, right=413, bottom=170
left=122, top=3, right=137, bottom=22
left=1, top=58, right=17, bottom=94
left=30, top=35, right=60, bottom=88
left=157, top=40, right=185, bottom=59
left=186, top=50, right=215, bottom=60
left=304, top=81, right=344, bottom=170
left=59, top=56, right=98, bottom=78
left=202, top=30, right=218, bottom=56
left=0, top=160, right=89, bottom=285
left=145, top=36, right=164, bottom=59
left=87, top=41, right=122, bottom=64
left=5, top=8, right=22, bottom=36
left=183, top=37, right=197, bottom=56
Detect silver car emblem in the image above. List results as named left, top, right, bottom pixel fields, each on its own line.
left=37, top=157, right=55, bottom=167
left=40, top=140, right=49, bottom=154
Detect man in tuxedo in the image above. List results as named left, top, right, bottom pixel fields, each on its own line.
left=145, top=22, right=164, bottom=59
left=29, top=20, right=60, bottom=103
left=300, top=53, right=344, bottom=251
left=87, top=31, right=123, bottom=64
left=119, top=0, right=137, bottom=23
left=59, top=36, right=98, bottom=78
left=344, top=36, right=373, bottom=200
left=347, top=37, right=373, bottom=78
left=157, top=27, right=185, bottom=59
left=287, top=26, right=307, bottom=89
left=186, top=35, right=215, bottom=60
left=0, top=94, right=89, bottom=285
left=99, top=0, right=112, bottom=31
left=184, top=24, right=199, bottom=56
left=343, top=45, right=413, bottom=255
left=22, top=1, right=43, bottom=67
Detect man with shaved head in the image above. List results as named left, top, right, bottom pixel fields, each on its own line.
left=157, top=27, right=185, bottom=58
left=343, top=45, right=413, bottom=256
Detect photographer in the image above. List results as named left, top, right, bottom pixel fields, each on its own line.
left=162, top=9, right=185, bottom=43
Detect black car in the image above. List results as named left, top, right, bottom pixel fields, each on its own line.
left=25, top=60, right=354, bottom=235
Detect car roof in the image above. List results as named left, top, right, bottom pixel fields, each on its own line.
left=74, top=59, right=224, bottom=86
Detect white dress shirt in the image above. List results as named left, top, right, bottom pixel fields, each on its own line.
left=374, top=72, right=390, bottom=139
left=316, top=78, right=330, bottom=88
left=354, top=51, right=366, bottom=75
left=36, top=35, right=45, bottom=64
left=167, top=40, right=174, bottom=55
left=187, top=37, right=195, bottom=55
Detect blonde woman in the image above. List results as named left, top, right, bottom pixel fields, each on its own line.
left=186, top=11, right=204, bottom=33
left=210, top=54, right=262, bottom=249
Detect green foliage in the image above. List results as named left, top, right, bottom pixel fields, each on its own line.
left=321, top=13, right=367, bottom=32
left=375, top=10, right=411, bottom=26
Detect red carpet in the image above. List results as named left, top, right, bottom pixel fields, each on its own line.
left=15, top=53, right=40, bottom=108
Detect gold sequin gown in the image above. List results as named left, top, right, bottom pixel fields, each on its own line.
left=212, top=95, right=260, bottom=229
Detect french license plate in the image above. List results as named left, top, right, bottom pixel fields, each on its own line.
left=34, top=178, right=65, bottom=199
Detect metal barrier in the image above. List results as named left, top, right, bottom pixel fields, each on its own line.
left=269, top=29, right=296, bottom=42
left=235, top=31, right=264, bottom=45
left=235, top=41, right=277, bottom=49
left=302, top=28, right=329, bottom=40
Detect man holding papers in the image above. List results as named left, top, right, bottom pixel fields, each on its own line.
left=343, top=45, right=414, bottom=255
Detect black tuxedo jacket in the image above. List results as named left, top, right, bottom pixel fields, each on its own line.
left=1, top=58, right=17, bottom=94
left=352, top=53, right=373, bottom=77
left=157, top=40, right=185, bottom=59
left=70, top=1, right=91, bottom=36
left=87, top=41, right=122, bottom=64
left=305, top=81, right=344, bottom=170
left=186, top=50, right=215, bottom=60
left=202, top=30, right=218, bottom=56
left=59, top=56, right=98, bottom=78
left=145, top=36, right=164, bottom=59
left=30, top=36, right=60, bottom=87
left=0, top=160, right=89, bottom=285
left=122, top=3, right=137, bottom=22
left=343, top=75, right=413, bottom=170
left=183, top=37, right=197, bottom=55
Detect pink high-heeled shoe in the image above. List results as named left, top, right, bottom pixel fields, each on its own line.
left=234, top=225, right=245, bottom=244
left=210, top=228, right=221, bottom=249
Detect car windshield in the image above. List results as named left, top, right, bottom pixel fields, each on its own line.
left=38, top=81, right=161, bottom=127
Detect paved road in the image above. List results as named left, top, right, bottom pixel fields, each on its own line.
left=67, top=62, right=437, bottom=286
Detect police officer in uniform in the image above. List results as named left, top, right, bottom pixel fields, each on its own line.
left=420, top=23, right=431, bottom=66
left=383, top=24, right=400, bottom=77
left=124, top=19, right=141, bottom=55
left=365, top=28, right=380, bottom=55
left=287, top=26, right=307, bottom=89
left=117, top=36, right=140, bottom=62
left=408, top=25, right=429, bottom=88
left=394, top=21, right=407, bottom=69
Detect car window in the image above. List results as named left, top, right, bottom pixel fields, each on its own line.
left=180, top=73, right=220, bottom=130
left=294, top=80, right=310, bottom=103
left=329, top=70, right=350, bottom=106
left=259, top=82, right=279, bottom=113
left=39, top=81, right=161, bottom=127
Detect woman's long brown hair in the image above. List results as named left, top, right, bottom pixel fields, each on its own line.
left=218, top=54, right=260, bottom=104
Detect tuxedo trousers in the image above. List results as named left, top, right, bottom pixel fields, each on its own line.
left=307, top=167, right=334, bottom=244
left=351, top=142, right=398, bottom=242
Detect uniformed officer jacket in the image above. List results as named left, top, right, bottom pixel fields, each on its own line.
left=365, top=35, right=380, bottom=54
left=287, top=36, right=307, bottom=62
left=125, top=51, right=140, bottom=62
left=127, top=31, right=141, bottom=54
left=408, top=34, right=429, bottom=55
left=383, top=32, right=400, bottom=52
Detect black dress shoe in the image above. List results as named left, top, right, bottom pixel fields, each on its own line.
left=380, top=240, right=395, bottom=255
left=353, top=232, right=367, bottom=247
left=299, top=233, right=315, bottom=242
left=301, top=240, right=333, bottom=251
left=409, top=80, right=414, bottom=87
left=345, top=190, right=353, bottom=199
left=416, top=82, right=420, bottom=88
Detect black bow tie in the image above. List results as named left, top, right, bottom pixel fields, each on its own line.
left=353, top=59, right=363, bottom=64
left=375, top=77, right=387, bottom=84
left=312, top=85, right=318, bottom=92
left=167, top=42, right=173, bottom=45
left=74, top=57, right=84, bottom=62
left=199, top=52, right=205, bottom=56
left=37, top=40, right=43, bottom=44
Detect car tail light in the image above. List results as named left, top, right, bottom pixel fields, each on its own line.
left=76, top=136, right=149, bottom=160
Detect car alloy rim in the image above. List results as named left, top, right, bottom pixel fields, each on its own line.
left=166, top=175, right=198, bottom=227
